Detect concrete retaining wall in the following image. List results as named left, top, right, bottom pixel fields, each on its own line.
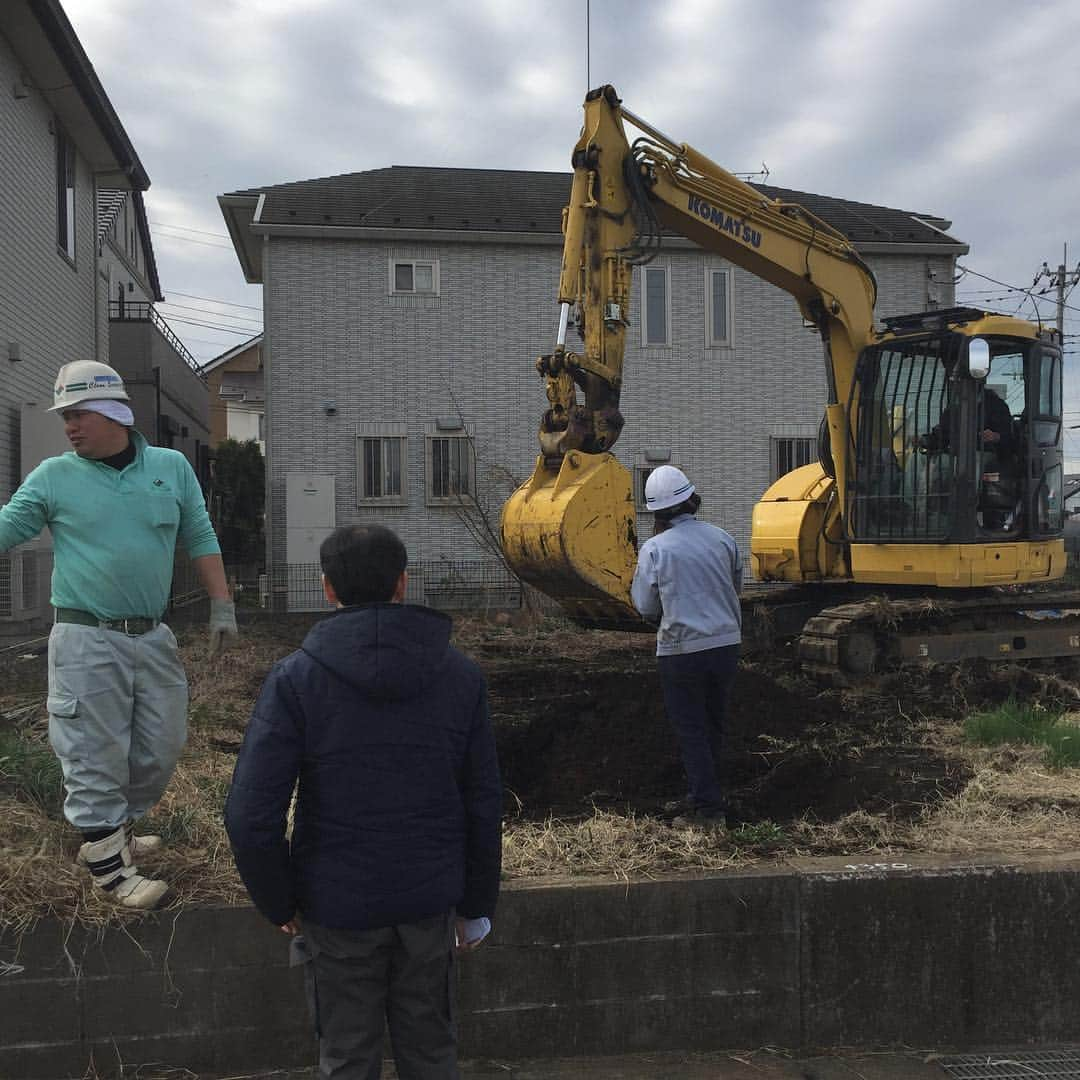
left=3, top=855, right=1079, bottom=1078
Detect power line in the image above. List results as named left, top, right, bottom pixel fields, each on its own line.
left=164, top=314, right=262, bottom=336
left=152, top=232, right=235, bottom=251
left=957, top=264, right=1080, bottom=318
left=150, top=219, right=231, bottom=241
left=158, top=300, right=262, bottom=327
left=167, top=290, right=262, bottom=311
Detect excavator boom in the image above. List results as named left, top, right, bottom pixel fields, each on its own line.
left=501, top=85, right=880, bottom=625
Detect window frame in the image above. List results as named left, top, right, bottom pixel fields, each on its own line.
left=705, top=266, right=733, bottom=347
left=770, top=436, right=817, bottom=483
left=356, top=434, right=409, bottom=507
left=55, top=125, right=76, bottom=263
left=640, top=263, right=672, bottom=347
left=389, top=257, right=440, bottom=296
left=425, top=433, right=476, bottom=506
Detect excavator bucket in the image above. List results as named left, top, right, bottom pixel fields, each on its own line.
left=501, top=452, right=644, bottom=629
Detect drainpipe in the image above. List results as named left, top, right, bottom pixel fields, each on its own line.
left=153, top=366, right=161, bottom=444
left=92, top=174, right=100, bottom=361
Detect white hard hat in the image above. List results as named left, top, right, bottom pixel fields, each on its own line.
left=48, top=360, right=129, bottom=412
left=644, top=465, right=695, bottom=512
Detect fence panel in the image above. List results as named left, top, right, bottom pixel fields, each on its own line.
left=263, top=559, right=524, bottom=615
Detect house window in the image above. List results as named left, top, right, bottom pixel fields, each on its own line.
left=56, top=127, right=76, bottom=261
left=357, top=435, right=407, bottom=505
left=427, top=435, right=474, bottom=504
left=391, top=258, right=439, bottom=295
left=706, top=268, right=732, bottom=346
left=633, top=464, right=683, bottom=512
left=641, top=265, right=670, bottom=346
left=771, top=437, right=817, bottom=482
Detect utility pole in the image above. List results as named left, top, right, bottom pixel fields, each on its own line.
left=1031, top=247, right=1080, bottom=339
left=1057, top=243, right=1067, bottom=339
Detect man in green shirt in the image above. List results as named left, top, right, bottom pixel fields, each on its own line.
left=0, top=360, right=238, bottom=909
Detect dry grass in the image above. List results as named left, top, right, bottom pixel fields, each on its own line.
left=502, top=811, right=748, bottom=881
left=2, top=613, right=1080, bottom=935
left=0, top=630, right=273, bottom=935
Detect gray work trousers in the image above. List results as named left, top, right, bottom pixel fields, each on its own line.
left=292, top=913, right=459, bottom=1080
left=46, top=621, right=188, bottom=830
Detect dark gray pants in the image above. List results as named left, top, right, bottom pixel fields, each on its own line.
left=292, top=913, right=459, bottom=1080
left=657, top=644, right=739, bottom=811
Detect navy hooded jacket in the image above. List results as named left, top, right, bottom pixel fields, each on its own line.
left=224, top=603, right=502, bottom=930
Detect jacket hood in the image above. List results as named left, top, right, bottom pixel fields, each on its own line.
left=301, top=603, right=453, bottom=700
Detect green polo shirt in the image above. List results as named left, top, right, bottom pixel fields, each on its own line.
left=0, top=430, right=221, bottom=619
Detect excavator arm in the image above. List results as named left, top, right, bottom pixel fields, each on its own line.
left=501, top=85, right=880, bottom=627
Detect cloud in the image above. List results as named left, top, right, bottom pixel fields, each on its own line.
left=58, top=0, right=1079, bottom=369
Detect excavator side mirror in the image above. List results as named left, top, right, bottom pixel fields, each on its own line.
left=966, top=337, right=991, bottom=379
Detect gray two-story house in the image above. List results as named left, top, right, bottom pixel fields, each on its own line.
left=0, top=0, right=149, bottom=628
left=1, top=0, right=210, bottom=631
left=220, top=166, right=963, bottom=612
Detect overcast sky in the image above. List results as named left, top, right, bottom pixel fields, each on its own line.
left=62, top=0, right=1080, bottom=443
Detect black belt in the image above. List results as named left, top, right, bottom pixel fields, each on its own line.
left=55, top=608, right=160, bottom=636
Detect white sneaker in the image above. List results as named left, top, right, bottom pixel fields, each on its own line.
left=78, top=827, right=169, bottom=910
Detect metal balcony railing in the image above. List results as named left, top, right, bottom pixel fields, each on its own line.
left=108, top=301, right=206, bottom=382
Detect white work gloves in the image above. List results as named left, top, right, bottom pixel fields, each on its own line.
left=208, top=598, right=239, bottom=656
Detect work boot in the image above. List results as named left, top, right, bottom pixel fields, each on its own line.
left=78, top=826, right=169, bottom=910
left=125, top=820, right=164, bottom=859
left=76, top=821, right=165, bottom=865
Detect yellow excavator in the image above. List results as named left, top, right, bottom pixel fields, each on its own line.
left=501, top=85, right=1077, bottom=676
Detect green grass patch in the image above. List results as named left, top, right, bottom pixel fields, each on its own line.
left=730, top=820, right=788, bottom=850
left=964, top=698, right=1080, bottom=768
left=1042, top=724, right=1080, bottom=769
left=0, top=730, right=63, bottom=812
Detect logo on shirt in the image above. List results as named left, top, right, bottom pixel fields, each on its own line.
left=153, top=478, right=164, bottom=486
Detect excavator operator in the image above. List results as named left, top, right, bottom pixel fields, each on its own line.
left=920, top=387, right=1020, bottom=529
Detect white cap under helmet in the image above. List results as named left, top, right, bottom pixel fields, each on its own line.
left=48, top=360, right=129, bottom=412
left=644, top=465, right=695, bottom=512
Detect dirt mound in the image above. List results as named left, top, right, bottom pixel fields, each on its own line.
left=490, top=648, right=968, bottom=824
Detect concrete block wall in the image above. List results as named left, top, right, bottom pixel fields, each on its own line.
left=3, top=856, right=1078, bottom=1079
left=262, top=232, right=952, bottom=584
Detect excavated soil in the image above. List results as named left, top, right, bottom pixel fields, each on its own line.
left=471, top=636, right=972, bottom=824
left=7, top=610, right=1075, bottom=829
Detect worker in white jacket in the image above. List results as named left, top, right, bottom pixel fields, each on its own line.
left=631, top=466, right=741, bottom=829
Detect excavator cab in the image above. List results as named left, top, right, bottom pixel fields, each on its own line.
left=847, top=311, right=1063, bottom=553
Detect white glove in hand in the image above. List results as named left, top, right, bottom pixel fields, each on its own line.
left=208, top=598, right=238, bottom=656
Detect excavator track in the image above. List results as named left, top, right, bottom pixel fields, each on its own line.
left=793, top=589, right=1080, bottom=681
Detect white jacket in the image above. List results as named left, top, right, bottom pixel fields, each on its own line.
left=631, top=514, right=742, bottom=656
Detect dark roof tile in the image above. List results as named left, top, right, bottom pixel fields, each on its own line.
left=228, top=166, right=961, bottom=247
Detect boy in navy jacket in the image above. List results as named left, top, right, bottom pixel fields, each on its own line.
left=225, top=524, right=502, bottom=1078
